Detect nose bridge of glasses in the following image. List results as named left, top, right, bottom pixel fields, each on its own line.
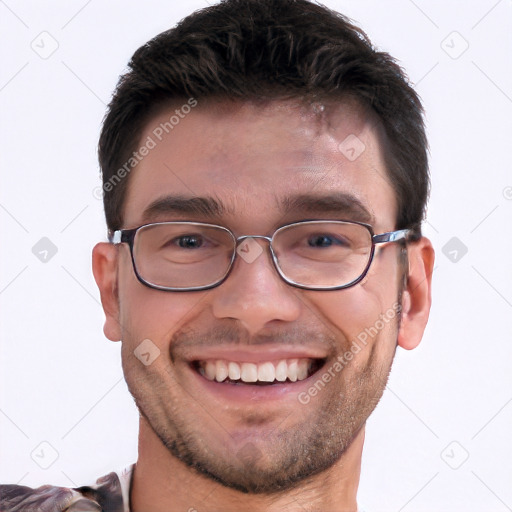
left=234, top=234, right=275, bottom=263
left=235, top=234, right=273, bottom=245
left=233, top=234, right=280, bottom=272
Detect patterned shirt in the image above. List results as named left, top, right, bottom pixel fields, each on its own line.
left=1, top=465, right=365, bottom=511
left=0, top=465, right=134, bottom=512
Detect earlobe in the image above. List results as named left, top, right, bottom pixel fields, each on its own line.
left=92, top=242, right=122, bottom=342
left=397, top=237, right=434, bottom=350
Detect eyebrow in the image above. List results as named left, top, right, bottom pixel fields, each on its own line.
left=141, top=192, right=374, bottom=225
left=278, top=192, right=374, bottom=224
left=142, top=196, right=227, bottom=223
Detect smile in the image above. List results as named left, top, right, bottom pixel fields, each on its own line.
left=193, top=358, right=325, bottom=385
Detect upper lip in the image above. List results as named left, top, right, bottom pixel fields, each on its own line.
left=183, top=344, right=329, bottom=364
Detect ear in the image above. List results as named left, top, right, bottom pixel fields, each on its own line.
left=397, top=237, right=434, bottom=350
left=92, top=242, right=122, bottom=342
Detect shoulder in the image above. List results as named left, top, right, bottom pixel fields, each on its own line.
left=0, top=465, right=134, bottom=512
left=0, top=482, right=79, bottom=511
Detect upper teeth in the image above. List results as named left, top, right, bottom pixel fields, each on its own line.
left=199, top=359, right=312, bottom=383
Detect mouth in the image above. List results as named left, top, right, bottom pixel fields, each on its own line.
left=192, top=357, right=326, bottom=386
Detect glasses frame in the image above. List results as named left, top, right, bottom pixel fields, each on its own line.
left=108, top=220, right=411, bottom=292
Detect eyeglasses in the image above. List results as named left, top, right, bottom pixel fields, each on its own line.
left=108, top=220, right=411, bottom=292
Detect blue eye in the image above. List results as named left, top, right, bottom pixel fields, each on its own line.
left=308, top=234, right=348, bottom=248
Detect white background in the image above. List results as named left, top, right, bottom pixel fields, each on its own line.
left=1, top=1, right=511, bottom=510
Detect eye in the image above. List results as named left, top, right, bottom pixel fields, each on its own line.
left=159, top=233, right=212, bottom=251
left=175, top=235, right=204, bottom=249
left=307, top=234, right=349, bottom=248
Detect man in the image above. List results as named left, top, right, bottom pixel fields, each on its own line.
left=0, top=0, right=433, bottom=510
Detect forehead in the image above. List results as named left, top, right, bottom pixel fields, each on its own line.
left=122, top=99, right=397, bottom=232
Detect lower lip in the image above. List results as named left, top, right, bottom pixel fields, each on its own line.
left=187, top=363, right=325, bottom=403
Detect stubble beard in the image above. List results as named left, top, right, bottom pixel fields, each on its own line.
left=126, top=326, right=398, bottom=495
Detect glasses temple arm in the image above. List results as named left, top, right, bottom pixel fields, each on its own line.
left=108, top=230, right=122, bottom=244
left=373, top=229, right=411, bottom=244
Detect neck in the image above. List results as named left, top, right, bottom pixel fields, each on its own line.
left=130, top=417, right=363, bottom=512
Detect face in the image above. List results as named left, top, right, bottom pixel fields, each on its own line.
left=96, top=99, right=425, bottom=494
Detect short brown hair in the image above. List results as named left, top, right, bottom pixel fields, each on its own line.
left=98, top=0, right=429, bottom=236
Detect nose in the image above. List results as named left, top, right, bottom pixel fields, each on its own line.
left=210, top=237, right=302, bottom=334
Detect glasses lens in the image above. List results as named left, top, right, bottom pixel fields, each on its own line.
left=273, top=221, right=372, bottom=288
left=133, top=223, right=235, bottom=289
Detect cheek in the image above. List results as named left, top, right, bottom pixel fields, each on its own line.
left=310, top=274, right=401, bottom=365
left=117, top=249, right=206, bottom=348
left=313, top=287, right=384, bottom=341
